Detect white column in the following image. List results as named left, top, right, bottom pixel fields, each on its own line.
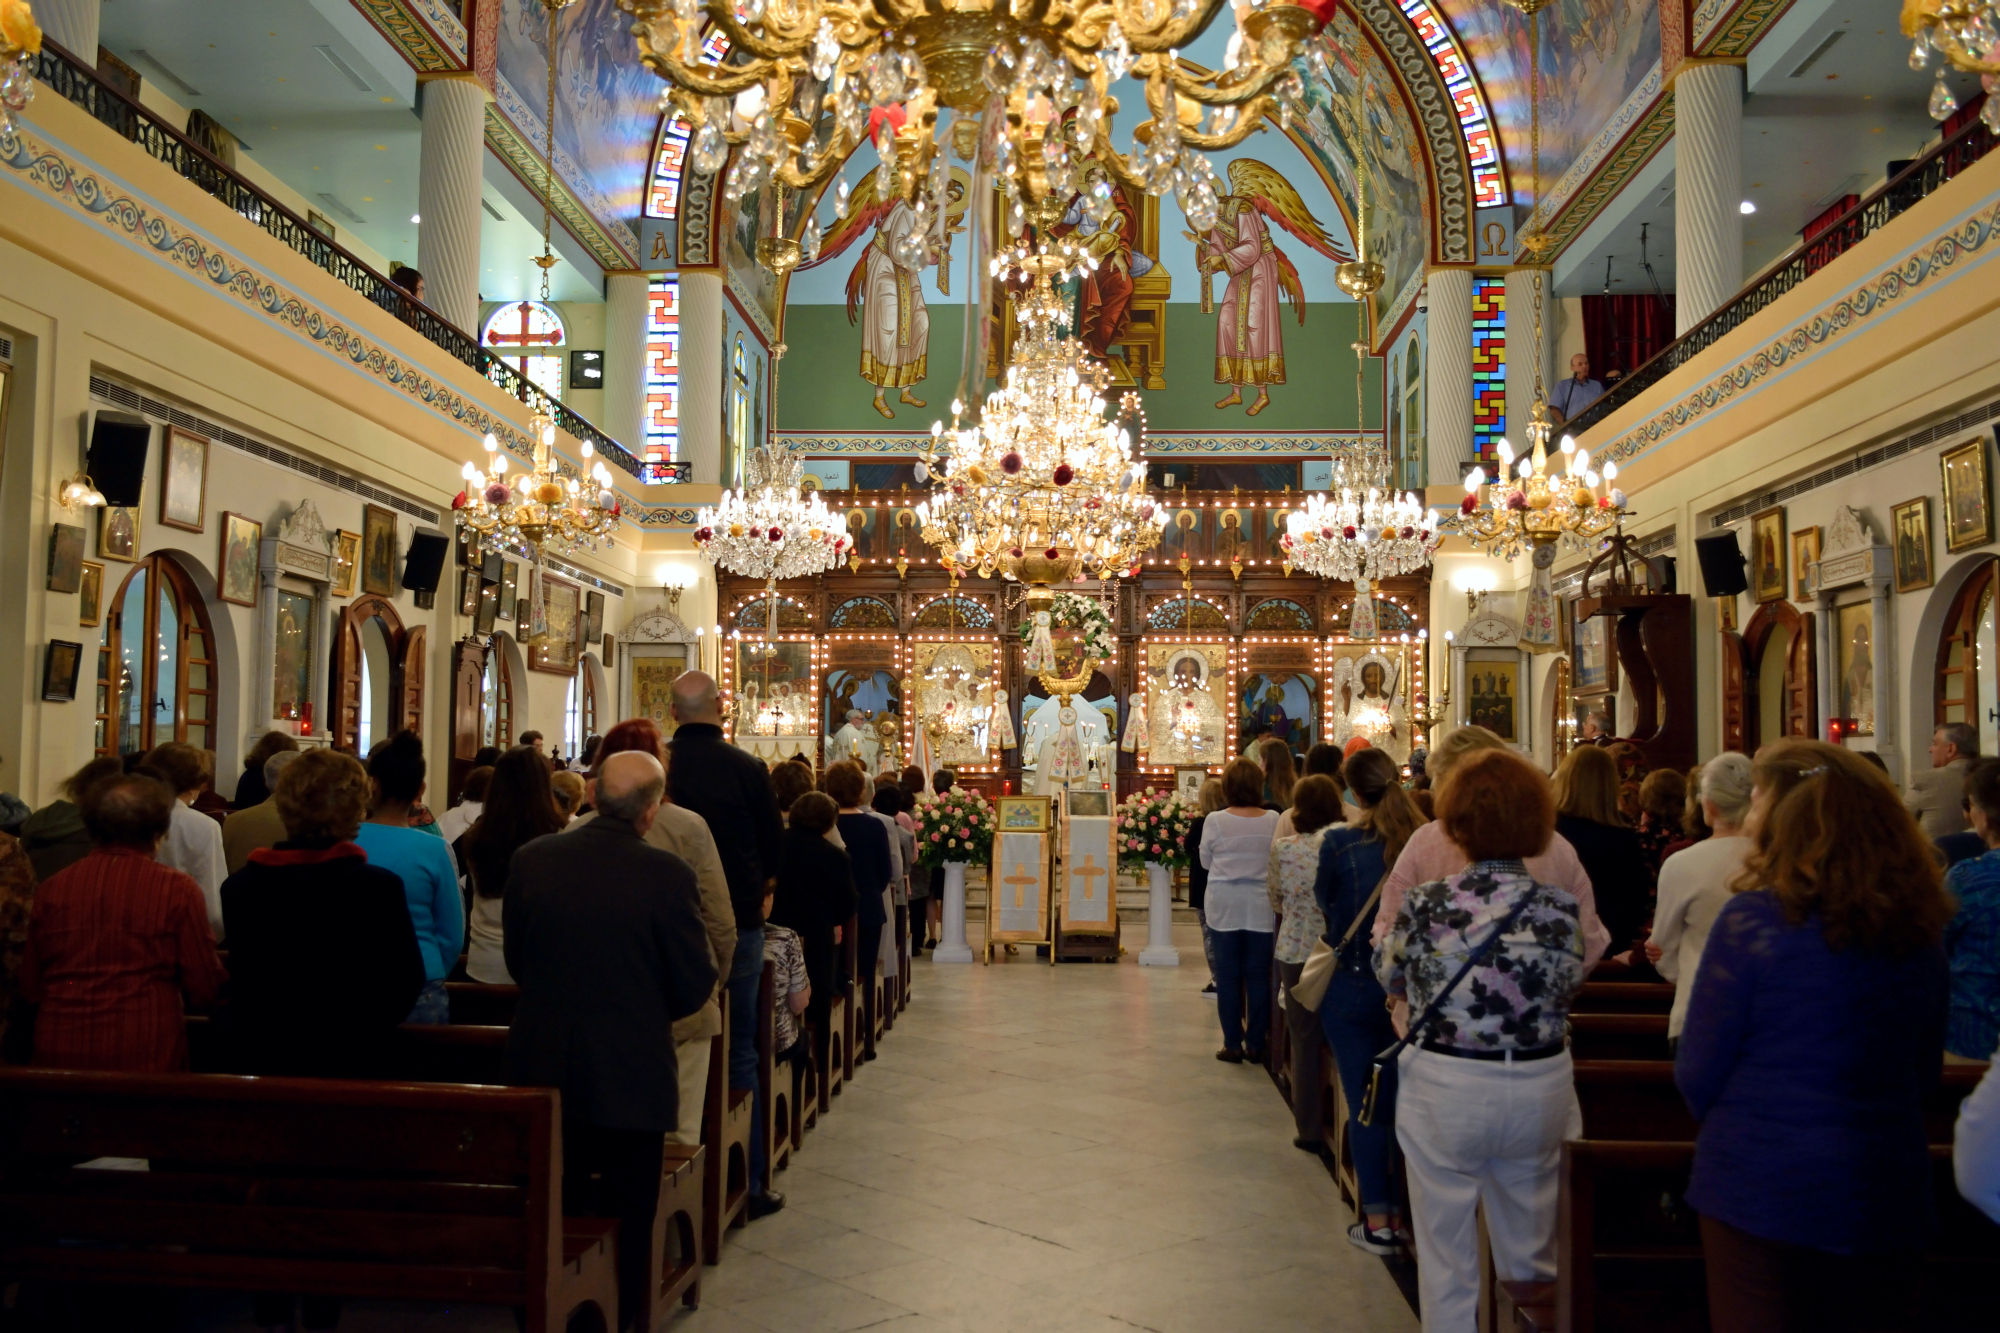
left=36, top=0, right=98, bottom=60
left=679, top=270, right=725, bottom=484
left=1674, top=62, right=1745, bottom=335
left=1138, top=862, right=1180, bottom=966
left=1504, top=268, right=1554, bottom=427
left=934, top=862, right=973, bottom=963
left=416, top=74, right=490, bottom=335
left=1869, top=570, right=1900, bottom=780
left=601, top=273, right=650, bottom=453
left=1425, top=267, right=1474, bottom=488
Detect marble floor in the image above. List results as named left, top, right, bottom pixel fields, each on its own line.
left=179, top=924, right=1418, bottom=1333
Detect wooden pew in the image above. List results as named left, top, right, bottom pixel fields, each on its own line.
left=700, top=991, right=753, bottom=1265
left=653, top=1145, right=704, bottom=1318
left=1571, top=982, right=1674, bottom=1016
left=445, top=981, right=520, bottom=1026
left=1573, top=1061, right=1698, bottom=1141
left=1567, top=1014, right=1672, bottom=1062
left=840, top=914, right=859, bottom=1081
left=756, top=961, right=793, bottom=1196
left=0, top=1068, right=618, bottom=1333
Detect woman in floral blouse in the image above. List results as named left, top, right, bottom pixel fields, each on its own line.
left=1266, top=775, right=1343, bottom=1150
left=1377, top=747, right=1587, bottom=1333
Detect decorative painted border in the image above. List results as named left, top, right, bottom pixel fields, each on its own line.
left=486, top=88, right=638, bottom=267
left=1696, top=0, right=1796, bottom=56
left=1390, top=0, right=1506, bottom=209
left=1356, top=0, right=1473, bottom=265
left=1595, top=189, right=2000, bottom=470
left=1545, top=62, right=1666, bottom=228
left=1537, top=87, right=1676, bottom=261
left=630, top=506, right=702, bottom=528
left=350, top=0, right=466, bottom=71
left=776, top=431, right=1385, bottom=456
left=0, top=121, right=615, bottom=492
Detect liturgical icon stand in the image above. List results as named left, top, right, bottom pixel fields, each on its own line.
left=1054, top=798, right=1120, bottom=963
left=985, top=797, right=1054, bottom=964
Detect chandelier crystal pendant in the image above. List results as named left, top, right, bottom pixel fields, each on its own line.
left=694, top=440, right=847, bottom=647
left=0, top=0, right=40, bottom=136
left=1445, top=402, right=1625, bottom=559
left=1905, top=0, right=2000, bottom=130
left=1281, top=479, right=1437, bottom=581
left=618, top=0, right=1338, bottom=271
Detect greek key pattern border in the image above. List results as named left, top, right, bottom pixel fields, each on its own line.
left=0, top=122, right=563, bottom=470
left=1358, top=0, right=1472, bottom=265
left=1597, top=191, right=2000, bottom=469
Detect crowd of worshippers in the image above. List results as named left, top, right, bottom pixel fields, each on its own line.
left=1188, top=724, right=2000, bottom=1333
left=0, top=670, right=942, bottom=1333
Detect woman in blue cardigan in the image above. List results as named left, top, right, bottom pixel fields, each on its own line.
left=1676, top=739, right=1951, bottom=1333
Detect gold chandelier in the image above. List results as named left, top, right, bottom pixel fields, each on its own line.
left=0, top=0, right=40, bottom=136
left=1445, top=403, right=1624, bottom=559
left=1905, top=0, right=2000, bottom=129
left=617, top=0, right=1338, bottom=272
left=455, top=419, right=621, bottom=560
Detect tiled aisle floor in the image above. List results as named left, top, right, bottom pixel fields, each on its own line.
left=190, top=924, right=1417, bottom=1333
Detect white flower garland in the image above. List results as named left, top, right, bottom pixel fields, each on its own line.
left=1019, top=590, right=1116, bottom=664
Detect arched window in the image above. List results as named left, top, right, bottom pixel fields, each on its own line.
left=95, top=554, right=217, bottom=758
left=1937, top=560, right=2000, bottom=754
left=1245, top=598, right=1313, bottom=632
left=1404, top=337, right=1423, bottom=490
left=564, top=657, right=598, bottom=757
left=914, top=595, right=994, bottom=629
left=482, top=639, right=515, bottom=750
left=829, top=595, right=897, bottom=629
left=1148, top=597, right=1226, bottom=631
left=727, top=335, right=749, bottom=488
left=481, top=300, right=566, bottom=401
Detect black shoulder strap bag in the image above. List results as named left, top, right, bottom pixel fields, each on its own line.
left=1359, top=888, right=1538, bottom=1127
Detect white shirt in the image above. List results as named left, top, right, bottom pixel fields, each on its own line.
left=436, top=800, right=482, bottom=848
left=1650, top=835, right=1752, bottom=1038
left=160, top=800, right=226, bottom=940
left=1957, top=1060, right=2000, bottom=1224
left=1198, top=809, right=1280, bottom=933
left=466, top=892, right=511, bottom=984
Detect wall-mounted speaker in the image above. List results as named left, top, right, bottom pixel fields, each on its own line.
left=84, top=411, right=152, bottom=507
left=401, top=531, right=450, bottom=593
left=1694, top=533, right=1749, bottom=598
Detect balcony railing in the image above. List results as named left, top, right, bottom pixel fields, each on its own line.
left=1564, top=118, right=1998, bottom=440
left=29, top=40, right=692, bottom=484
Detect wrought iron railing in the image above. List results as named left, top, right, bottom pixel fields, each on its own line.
left=1564, top=118, right=1998, bottom=440
left=29, top=40, right=693, bottom=484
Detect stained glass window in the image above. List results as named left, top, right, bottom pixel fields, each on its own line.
left=1472, top=276, right=1506, bottom=465
left=644, top=276, right=679, bottom=480
left=1396, top=0, right=1506, bottom=208
left=481, top=300, right=566, bottom=401
left=645, top=117, right=691, bottom=219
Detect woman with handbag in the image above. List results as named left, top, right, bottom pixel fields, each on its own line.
left=1266, top=775, right=1344, bottom=1151
left=1376, top=747, right=1589, bottom=1333
left=1311, top=747, right=1427, bottom=1255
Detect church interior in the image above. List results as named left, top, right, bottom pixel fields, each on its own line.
left=3, top=0, right=2000, bottom=1328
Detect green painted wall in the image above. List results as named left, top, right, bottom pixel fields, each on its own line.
left=775, top=301, right=1381, bottom=435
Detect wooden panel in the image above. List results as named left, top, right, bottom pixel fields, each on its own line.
left=1720, top=629, right=1747, bottom=754
left=398, top=622, right=427, bottom=736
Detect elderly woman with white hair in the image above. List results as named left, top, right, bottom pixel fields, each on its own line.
left=1647, top=751, right=1756, bottom=1045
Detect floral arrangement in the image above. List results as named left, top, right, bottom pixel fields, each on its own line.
left=1115, top=788, right=1194, bottom=870
left=1018, top=589, right=1116, bottom=664
left=913, top=786, right=996, bottom=868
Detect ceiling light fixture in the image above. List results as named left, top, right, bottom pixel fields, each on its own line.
left=410, top=213, right=422, bottom=223
left=0, top=0, right=40, bottom=134
left=1905, top=1, right=2000, bottom=128
left=1738, top=199, right=1757, bottom=214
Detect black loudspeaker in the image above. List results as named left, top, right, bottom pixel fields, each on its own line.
left=1694, top=533, right=1749, bottom=598
left=401, top=531, right=450, bottom=593
left=85, top=411, right=152, bottom=506
left=1645, top=554, right=1678, bottom=594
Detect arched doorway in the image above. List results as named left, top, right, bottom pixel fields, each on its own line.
left=1731, top=601, right=1816, bottom=751
left=1935, top=557, right=2000, bottom=754
left=330, top=596, right=424, bottom=753
left=94, top=554, right=219, bottom=758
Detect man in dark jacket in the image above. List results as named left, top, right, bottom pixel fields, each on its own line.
left=503, top=750, right=716, bottom=1329
left=667, top=670, right=786, bottom=1210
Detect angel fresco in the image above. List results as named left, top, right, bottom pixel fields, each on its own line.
left=808, top=165, right=971, bottom=419
left=1192, top=159, right=1349, bottom=417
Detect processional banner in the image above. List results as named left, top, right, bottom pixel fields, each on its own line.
left=1060, top=816, right=1117, bottom=933
left=992, top=831, right=1050, bottom=942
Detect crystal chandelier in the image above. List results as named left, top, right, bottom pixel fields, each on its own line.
left=1444, top=403, right=1625, bottom=559
left=1281, top=481, right=1437, bottom=581
left=455, top=416, right=621, bottom=560
left=695, top=440, right=846, bottom=646
left=1906, top=0, right=2000, bottom=130
left=617, top=0, right=1338, bottom=274
left=915, top=239, right=1164, bottom=587
left=0, top=0, right=39, bottom=136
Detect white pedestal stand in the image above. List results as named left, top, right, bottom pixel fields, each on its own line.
left=933, top=862, right=974, bottom=963
left=1137, top=862, right=1180, bottom=966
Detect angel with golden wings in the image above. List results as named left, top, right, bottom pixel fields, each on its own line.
left=808, top=165, right=971, bottom=420
left=1194, top=158, right=1349, bottom=416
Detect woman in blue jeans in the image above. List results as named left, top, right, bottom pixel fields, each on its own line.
left=1314, top=746, right=1428, bottom=1254
left=1198, top=759, right=1281, bottom=1063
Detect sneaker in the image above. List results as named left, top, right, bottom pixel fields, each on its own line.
left=1347, top=1221, right=1399, bottom=1256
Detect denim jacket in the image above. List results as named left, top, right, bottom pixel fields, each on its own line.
left=1315, top=826, right=1390, bottom=984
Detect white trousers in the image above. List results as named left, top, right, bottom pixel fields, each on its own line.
left=666, top=1033, right=711, bottom=1147
left=1395, top=1046, right=1582, bottom=1333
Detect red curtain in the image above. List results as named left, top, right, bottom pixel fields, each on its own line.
left=1581, top=294, right=1676, bottom=382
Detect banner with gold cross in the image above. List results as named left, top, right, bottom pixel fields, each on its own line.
left=1060, top=815, right=1117, bottom=934
left=991, top=830, right=1051, bottom=946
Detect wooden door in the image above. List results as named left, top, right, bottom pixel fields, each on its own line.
left=449, top=638, right=485, bottom=803
left=1789, top=612, right=1817, bottom=739
left=397, top=623, right=426, bottom=736
left=1721, top=630, right=1748, bottom=753
left=330, top=595, right=404, bottom=753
